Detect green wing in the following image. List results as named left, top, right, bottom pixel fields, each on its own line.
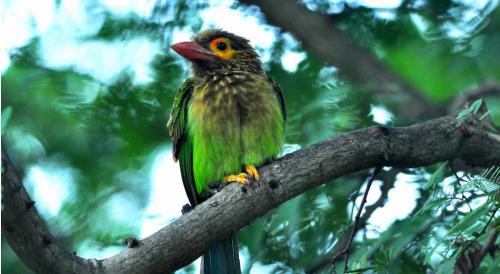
left=167, top=78, right=199, bottom=206
left=268, top=76, right=286, bottom=122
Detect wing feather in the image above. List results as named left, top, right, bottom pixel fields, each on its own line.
left=267, top=76, right=286, bottom=122
left=167, top=79, right=199, bottom=206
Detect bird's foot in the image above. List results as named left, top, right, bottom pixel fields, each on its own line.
left=218, top=166, right=260, bottom=192
left=244, top=165, right=260, bottom=181
left=222, top=173, right=249, bottom=186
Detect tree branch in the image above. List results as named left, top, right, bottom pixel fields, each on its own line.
left=1, top=146, right=96, bottom=273
left=2, top=115, right=500, bottom=273
left=240, top=0, right=436, bottom=118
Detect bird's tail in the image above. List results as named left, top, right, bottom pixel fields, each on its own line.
left=201, top=233, right=241, bottom=274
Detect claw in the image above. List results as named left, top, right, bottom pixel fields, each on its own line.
left=245, top=165, right=260, bottom=181
left=222, top=173, right=249, bottom=186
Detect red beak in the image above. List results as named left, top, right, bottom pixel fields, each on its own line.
left=171, top=41, right=215, bottom=61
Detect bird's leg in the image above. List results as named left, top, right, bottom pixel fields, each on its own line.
left=221, top=173, right=249, bottom=186
left=244, top=165, right=260, bottom=181
left=220, top=165, right=260, bottom=190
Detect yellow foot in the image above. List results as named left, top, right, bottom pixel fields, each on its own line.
left=222, top=173, right=249, bottom=186
left=245, top=165, right=260, bottom=181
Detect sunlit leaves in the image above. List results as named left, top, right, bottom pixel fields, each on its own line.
left=457, top=166, right=500, bottom=195
left=446, top=204, right=490, bottom=236
left=425, top=162, right=448, bottom=190
left=2, top=1, right=500, bottom=273
left=436, top=258, right=457, bottom=274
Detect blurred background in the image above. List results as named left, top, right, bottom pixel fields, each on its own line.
left=1, top=0, right=499, bottom=273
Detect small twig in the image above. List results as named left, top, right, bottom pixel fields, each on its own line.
left=479, top=228, right=498, bottom=259
left=307, top=170, right=397, bottom=274
left=458, top=206, right=498, bottom=260
left=330, top=166, right=383, bottom=274
left=345, top=266, right=376, bottom=273
left=453, top=207, right=498, bottom=274
left=450, top=165, right=474, bottom=212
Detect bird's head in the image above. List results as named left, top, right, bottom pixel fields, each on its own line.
left=171, top=29, right=264, bottom=78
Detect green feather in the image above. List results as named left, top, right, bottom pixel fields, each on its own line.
left=168, top=72, right=286, bottom=200
left=168, top=78, right=199, bottom=205
left=187, top=71, right=285, bottom=195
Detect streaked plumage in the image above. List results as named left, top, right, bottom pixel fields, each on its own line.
left=168, top=29, right=286, bottom=274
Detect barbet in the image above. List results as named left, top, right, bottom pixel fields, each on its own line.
left=168, top=29, right=286, bottom=274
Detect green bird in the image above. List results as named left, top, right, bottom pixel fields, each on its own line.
left=168, top=29, right=286, bottom=274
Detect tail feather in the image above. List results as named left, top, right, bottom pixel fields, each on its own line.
left=201, top=234, right=241, bottom=274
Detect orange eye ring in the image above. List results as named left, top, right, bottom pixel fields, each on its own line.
left=209, top=37, right=234, bottom=60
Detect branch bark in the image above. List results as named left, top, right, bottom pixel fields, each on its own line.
left=1, top=146, right=96, bottom=273
left=240, top=0, right=436, bottom=119
left=2, top=115, right=500, bottom=273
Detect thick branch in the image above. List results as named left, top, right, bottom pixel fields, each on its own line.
left=2, top=115, right=500, bottom=273
left=240, top=0, right=435, bottom=118
left=1, top=147, right=96, bottom=273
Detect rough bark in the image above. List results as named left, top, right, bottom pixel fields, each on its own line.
left=2, top=115, right=500, bottom=273
left=240, top=0, right=436, bottom=119
left=1, top=147, right=97, bottom=273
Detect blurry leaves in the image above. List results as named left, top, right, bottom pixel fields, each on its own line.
left=348, top=249, right=391, bottom=273
left=425, top=162, right=448, bottom=190
left=457, top=166, right=500, bottom=195
left=436, top=257, right=457, bottom=274
left=416, top=197, right=449, bottom=215
left=1, top=106, right=13, bottom=133
left=372, top=249, right=391, bottom=272
left=95, top=14, right=166, bottom=40
left=365, top=213, right=434, bottom=259
left=2, top=0, right=500, bottom=273
left=240, top=177, right=361, bottom=271
left=446, top=204, right=489, bottom=236
left=485, top=257, right=500, bottom=274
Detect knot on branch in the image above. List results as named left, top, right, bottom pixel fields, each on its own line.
left=124, top=237, right=140, bottom=248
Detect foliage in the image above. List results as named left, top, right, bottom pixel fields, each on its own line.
left=1, top=0, right=500, bottom=273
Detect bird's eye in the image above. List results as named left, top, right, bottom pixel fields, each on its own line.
left=210, top=37, right=233, bottom=59
left=216, top=42, right=227, bottom=51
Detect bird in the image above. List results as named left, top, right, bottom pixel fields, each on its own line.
left=168, top=29, right=286, bottom=274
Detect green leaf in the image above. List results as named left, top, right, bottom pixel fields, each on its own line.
left=469, top=99, right=483, bottom=114
left=457, top=99, right=483, bottom=122
left=485, top=256, right=500, bottom=274
left=416, top=197, right=449, bottom=215
left=425, top=162, right=448, bottom=190
left=447, top=203, right=489, bottom=236
left=459, top=166, right=500, bottom=194
left=345, top=267, right=375, bottom=273
left=424, top=242, right=443, bottom=265
left=372, top=249, right=390, bottom=271
left=436, top=258, right=457, bottom=274
left=1, top=106, right=13, bottom=133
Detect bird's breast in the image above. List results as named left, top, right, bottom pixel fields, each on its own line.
left=189, top=73, right=274, bottom=132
